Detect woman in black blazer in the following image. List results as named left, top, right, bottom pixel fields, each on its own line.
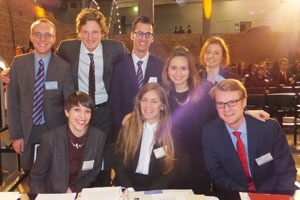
left=114, top=83, right=175, bottom=191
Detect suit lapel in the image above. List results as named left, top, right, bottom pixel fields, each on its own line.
left=245, top=116, right=259, bottom=175
left=144, top=55, right=154, bottom=84
left=27, top=53, right=36, bottom=94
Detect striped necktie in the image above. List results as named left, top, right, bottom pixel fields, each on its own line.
left=137, top=60, right=144, bottom=89
left=88, top=53, right=95, bottom=104
left=32, top=59, right=45, bottom=124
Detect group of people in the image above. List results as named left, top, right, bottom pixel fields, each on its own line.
left=1, top=7, right=297, bottom=196
left=229, top=57, right=300, bottom=91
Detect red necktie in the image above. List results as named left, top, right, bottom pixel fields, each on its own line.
left=232, top=131, right=256, bottom=191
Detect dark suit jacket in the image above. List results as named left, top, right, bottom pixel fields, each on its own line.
left=29, top=125, right=107, bottom=193
left=56, top=38, right=127, bottom=92
left=7, top=53, right=75, bottom=145
left=109, top=53, right=163, bottom=133
left=200, top=67, right=240, bottom=82
left=202, top=115, right=296, bottom=195
left=272, top=69, right=294, bottom=86
left=113, top=142, right=175, bottom=191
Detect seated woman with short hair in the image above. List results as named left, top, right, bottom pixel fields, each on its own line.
left=29, top=91, right=107, bottom=193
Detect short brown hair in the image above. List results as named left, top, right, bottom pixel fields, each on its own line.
left=131, top=15, right=154, bottom=32
left=64, top=91, right=94, bottom=112
left=76, top=8, right=108, bottom=37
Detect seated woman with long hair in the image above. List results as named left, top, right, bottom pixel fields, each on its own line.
left=114, top=83, right=175, bottom=191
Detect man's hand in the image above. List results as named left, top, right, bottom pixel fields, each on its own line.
left=245, top=110, right=270, bottom=122
left=12, top=139, right=24, bottom=154
left=1, top=68, right=11, bottom=84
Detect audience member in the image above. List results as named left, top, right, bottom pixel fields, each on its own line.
left=178, top=26, right=185, bottom=34
left=174, top=26, right=178, bottom=34
left=7, top=19, right=75, bottom=171
left=29, top=91, right=107, bottom=193
left=272, top=57, right=294, bottom=86
left=236, top=61, right=247, bottom=83
left=202, top=79, right=296, bottom=195
left=162, top=46, right=216, bottom=193
left=15, top=46, right=25, bottom=56
left=186, top=25, right=192, bottom=33
left=114, top=83, right=175, bottom=191
left=199, top=36, right=239, bottom=84
left=110, top=15, right=163, bottom=139
left=245, top=64, right=269, bottom=88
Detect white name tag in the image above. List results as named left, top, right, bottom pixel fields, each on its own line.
left=255, top=153, right=273, bottom=166
left=148, top=77, right=157, bottom=83
left=82, top=160, right=94, bottom=171
left=153, top=146, right=166, bottom=159
left=45, top=81, right=58, bottom=90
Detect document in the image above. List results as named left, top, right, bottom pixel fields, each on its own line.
left=35, top=193, right=76, bottom=200
left=80, top=186, right=122, bottom=200
left=0, top=192, right=20, bottom=200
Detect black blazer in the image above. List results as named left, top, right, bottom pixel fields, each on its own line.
left=56, top=38, right=127, bottom=92
left=29, top=125, right=107, bottom=193
left=109, top=53, right=163, bottom=133
left=113, top=141, right=175, bottom=191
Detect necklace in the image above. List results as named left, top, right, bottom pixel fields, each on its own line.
left=174, top=95, right=190, bottom=106
left=70, top=137, right=86, bottom=149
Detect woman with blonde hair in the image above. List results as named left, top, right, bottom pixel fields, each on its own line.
left=114, top=82, right=175, bottom=191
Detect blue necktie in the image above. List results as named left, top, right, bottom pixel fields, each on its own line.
left=88, top=53, right=95, bottom=104
left=32, top=59, right=45, bottom=124
left=137, top=60, right=144, bottom=89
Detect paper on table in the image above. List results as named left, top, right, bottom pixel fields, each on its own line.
left=81, top=186, right=122, bottom=200
left=204, top=196, right=219, bottom=200
left=240, top=192, right=251, bottom=200
left=35, top=193, right=76, bottom=200
left=0, top=192, right=20, bottom=200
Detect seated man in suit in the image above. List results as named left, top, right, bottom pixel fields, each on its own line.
left=202, top=79, right=296, bottom=195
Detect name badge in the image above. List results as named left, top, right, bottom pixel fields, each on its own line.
left=153, top=146, right=166, bottom=159
left=148, top=77, right=157, bottom=83
left=255, top=153, right=273, bottom=166
left=45, top=81, right=58, bottom=90
left=82, top=160, right=94, bottom=171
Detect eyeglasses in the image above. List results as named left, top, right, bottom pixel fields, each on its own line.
left=134, top=31, right=153, bottom=38
left=32, top=32, right=54, bottom=39
left=215, top=98, right=242, bottom=109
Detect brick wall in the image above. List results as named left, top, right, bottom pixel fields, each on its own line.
left=0, top=0, right=75, bottom=65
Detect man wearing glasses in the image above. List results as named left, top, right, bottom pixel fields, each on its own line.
left=7, top=19, right=75, bottom=171
left=202, top=78, right=296, bottom=195
left=109, top=15, right=163, bottom=140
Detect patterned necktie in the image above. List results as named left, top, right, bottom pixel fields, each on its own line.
left=88, top=53, right=96, bottom=126
left=137, top=60, right=144, bottom=89
left=88, top=53, right=95, bottom=104
left=232, top=131, right=256, bottom=191
left=32, top=59, right=45, bottom=125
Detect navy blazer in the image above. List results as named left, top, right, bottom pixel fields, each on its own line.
left=29, top=125, right=107, bottom=193
left=113, top=142, right=175, bottom=191
left=109, top=53, right=163, bottom=133
left=202, top=115, right=296, bottom=195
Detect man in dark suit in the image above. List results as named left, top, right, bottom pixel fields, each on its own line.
left=7, top=19, right=75, bottom=171
left=202, top=79, right=296, bottom=195
left=272, top=57, right=295, bottom=86
left=56, top=8, right=127, bottom=140
left=109, top=16, right=163, bottom=138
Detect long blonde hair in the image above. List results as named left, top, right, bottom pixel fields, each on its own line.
left=116, top=83, right=175, bottom=174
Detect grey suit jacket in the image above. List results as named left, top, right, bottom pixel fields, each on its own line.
left=29, top=125, right=107, bottom=193
left=7, top=53, right=75, bottom=145
left=56, top=38, right=127, bottom=93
